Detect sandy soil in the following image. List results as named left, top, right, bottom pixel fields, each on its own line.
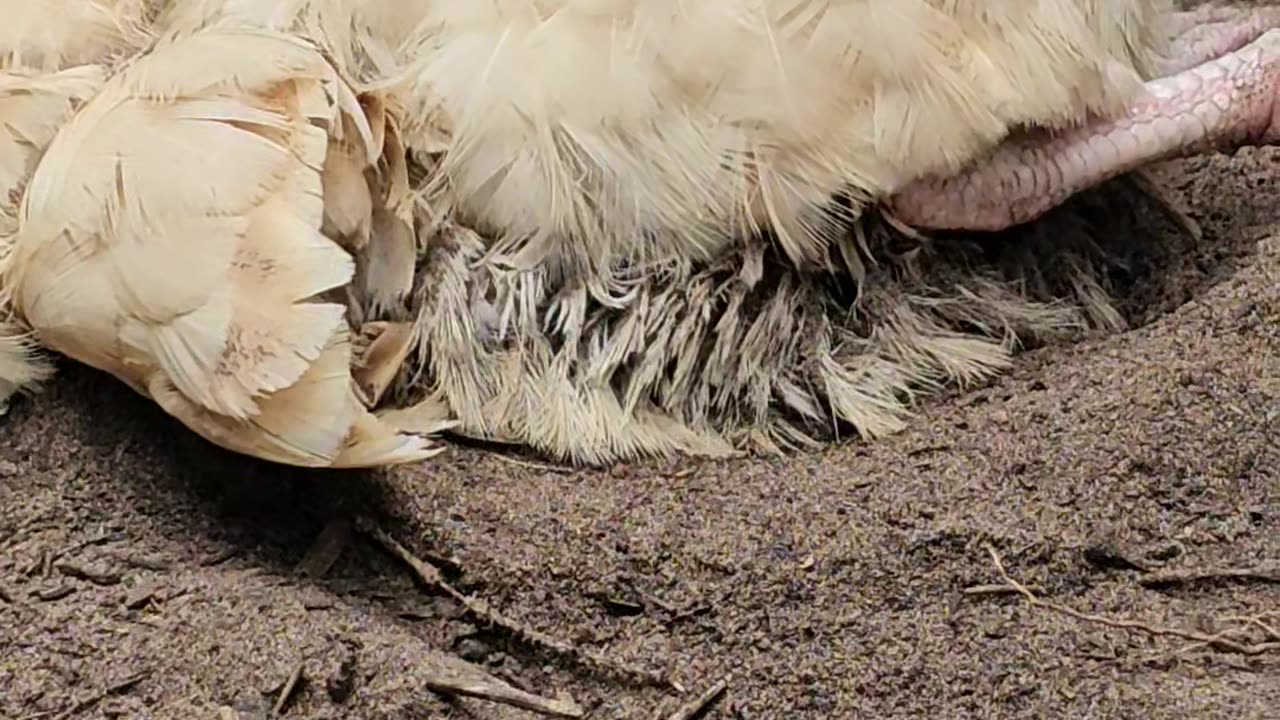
left=1, top=135, right=1277, bottom=720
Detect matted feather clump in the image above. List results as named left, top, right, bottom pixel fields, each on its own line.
left=366, top=170, right=1195, bottom=466
left=0, top=0, right=1218, bottom=467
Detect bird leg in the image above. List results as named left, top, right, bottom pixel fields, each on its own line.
left=1162, top=5, right=1280, bottom=74
left=887, top=29, right=1280, bottom=232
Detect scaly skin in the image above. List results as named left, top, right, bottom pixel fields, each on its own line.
left=888, top=22, right=1280, bottom=233
left=1163, top=6, right=1280, bottom=73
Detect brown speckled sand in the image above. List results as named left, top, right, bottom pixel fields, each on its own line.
left=1, top=76, right=1276, bottom=720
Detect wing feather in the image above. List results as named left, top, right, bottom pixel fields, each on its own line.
left=7, top=24, right=439, bottom=467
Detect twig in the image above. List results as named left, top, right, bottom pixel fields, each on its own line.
left=425, top=667, right=584, bottom=719
left=963, top=583, right=1043, bottom=597
left=1223, top=614, right=1280, bottom=642
left=356, top=517, right=674, bottom=689
left=272, top=661, right=304, bottom=715
left=661, top=676, right=730, bottom=720
left=481, top=449, right=575, bottom=475
left=54, top=559, right=122, bottom=586
left=1137, top=566, right=1280, bottom=589
left=983, top=544, right=1280, bottom=657
left=54, top=672, right=148, bottom=720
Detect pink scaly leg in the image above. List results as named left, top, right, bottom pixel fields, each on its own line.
left=887, top=29, right=1280, bottom=233
left=1161, top=6, right=1280, bottom=74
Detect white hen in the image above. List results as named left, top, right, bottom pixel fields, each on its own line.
left=3, top=1, right=1277, bottom=469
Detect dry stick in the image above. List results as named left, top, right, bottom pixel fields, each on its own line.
left=356, top=523, right=586, bottom=717
left=982, top=544, right=1280, bottom=657
left=481, top=449, right=575, bottom=475
left=53, top=672, right=149, bottom=720
left=424, top=670, right=585, bottom=719
left=355, top=517, right=675, bottom=690
left=1223, top=614, right=1280, bottom=642
left=962, top=583, right=1044, bottom=597
left=272, top=661, right=305, bottom=715
left=1137, top=566, right=1280, bottom=589
left=661, top=676, right=730, bottom=720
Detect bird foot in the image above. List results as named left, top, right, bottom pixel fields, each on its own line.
left=1163, top=5, right=1280, bottom=74
left=887, top=27, right=1280, bottom=232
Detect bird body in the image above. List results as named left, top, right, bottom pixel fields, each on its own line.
left=374, top=0, right=1185, bottom=463
left=2, top=1, right=1274, bottom=467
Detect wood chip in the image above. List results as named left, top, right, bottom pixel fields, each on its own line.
left=34, top=585, right=76, bottom=602
left=201, top=548, right=238, bottom=567
left=1138, top=566, right=1280, bottom=588
left=121, top=553, right=171, bottom=572
left=296, top=518, right=352, bottom=580
left=963, top=583, right=1045, bottom=597
left=56, top=559, right=122, bottom=586
left=123, top=582, right=163, bottom=610
left=662, top=676, right=730, bottom=720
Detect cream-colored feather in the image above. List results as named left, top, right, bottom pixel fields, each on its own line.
left=152, top=0, right=430, bottom=81
left=0, top=0, right=138, bottom=409
left=0, top=0, right=153, bottom=71
left=0, top=67, right=108, bottom=409
left=389, top=1, right=1172, bottom=277
left=0, top=68, right=106, bottom=228
left=4, top=25, right=441, bottom=467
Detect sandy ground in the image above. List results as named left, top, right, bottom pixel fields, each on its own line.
left=1, top=148, right=1278, bottom=718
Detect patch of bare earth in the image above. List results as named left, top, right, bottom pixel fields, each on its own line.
left=2, top=144, right=1277, bottom=718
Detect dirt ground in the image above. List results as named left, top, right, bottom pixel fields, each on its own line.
left=2, top=155, right=1278, bottom=718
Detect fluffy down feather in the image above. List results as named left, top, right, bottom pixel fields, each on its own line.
left=3, top=25, right=444, bottom=468
left=391, top=0, right=1173, bottom=276
left=152, top=0, right=431, bottom=81
left=0, top=0, right=153, bottom=71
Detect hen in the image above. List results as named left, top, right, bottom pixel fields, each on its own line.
left=1, top=1, right=1276, bottom=467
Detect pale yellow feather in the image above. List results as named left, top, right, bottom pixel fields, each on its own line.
left=4, top=25, right=439, bottom=468
left=387, top=0, right=1172, bottom=277
left=0, top=0, right=153, bottom=71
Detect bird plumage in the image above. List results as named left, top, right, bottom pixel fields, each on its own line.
left=0, top=0, right=1218, bottom=467
left=0, top=69, right=105, bottom=410
left=0, top=1, right=128, bottom=414
left=2, top=23, right=447, bottom=466
left=0, top=0, right=153, bottom=71
left=370, top=0, right=1181, bottom=463
left=390, top=1, right=1171, bottom=276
